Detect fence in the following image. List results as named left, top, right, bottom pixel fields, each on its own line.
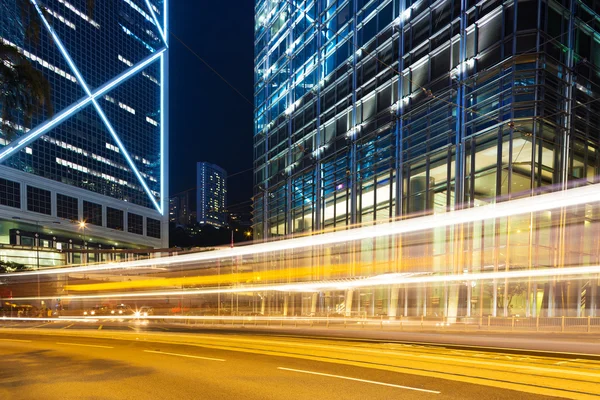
left=172, top=315, right=600, bottom=333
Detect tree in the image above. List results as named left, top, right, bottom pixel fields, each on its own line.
left=0, top=260, right=30, bottom=273
left=489, top=281, right=527, bottom=314
left=0, top=43, right=53, bottom=141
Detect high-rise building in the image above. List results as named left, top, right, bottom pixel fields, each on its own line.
left=0, top=0, right=169, bottom=263
left=196, top=162, right=227, bottom=228
left=253, top=0, right=600, bottom=239
left=169, top=190, right=194, bottom=226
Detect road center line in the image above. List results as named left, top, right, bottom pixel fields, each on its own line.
left=0, top=338, right=32, bottom=343
left=143, top=350, right=225, bottom=362
left=56, top=342, right=114, bottom=349
left=277, top=367, right=440, bottom=394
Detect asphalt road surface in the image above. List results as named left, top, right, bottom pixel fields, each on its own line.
left=2, top=321, right=600, bottom=399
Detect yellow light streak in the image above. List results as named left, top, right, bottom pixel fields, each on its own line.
left=8, top=264, right=600, bottom=302
left=2, top=182, right=599, bottom=279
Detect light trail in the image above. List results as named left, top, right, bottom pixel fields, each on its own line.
left=2, top=182, right=600, bottom=279
left=7, top=265, right=600, bottom=302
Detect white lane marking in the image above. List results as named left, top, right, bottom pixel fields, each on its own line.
left=277, top=367, right=440, bottom=394
left=62, top=324, right=74, bottom=329
left=56, top=342, right=114, bottom=349
left=143, top=350, right=225, bottom=362
left=0, top=338, right=32, bottom=343
left=31, top=322, right=52, bottom=328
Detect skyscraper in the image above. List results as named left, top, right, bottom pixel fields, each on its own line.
left=253, top=0, right=600, bottom=239
left=0, top=1, right=169, bottom=257
left=169, top=190, right=193, bottom=226
left=196, top=162, right=227, bottom=228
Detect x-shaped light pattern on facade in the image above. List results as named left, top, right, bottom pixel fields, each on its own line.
left=0, top=0, right=168, bottom=214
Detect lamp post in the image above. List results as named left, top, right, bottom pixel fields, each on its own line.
left=78, top=221, right=87, bottom=264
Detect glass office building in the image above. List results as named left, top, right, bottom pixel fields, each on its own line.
left=253, top=0, right=600, bottom=238
left=0, top=0, right=169, bottom=255
left=197, top=162, right=228, bottom=228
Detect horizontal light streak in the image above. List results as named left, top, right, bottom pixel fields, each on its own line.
left=65, top=264, right=358, bottom=291
left=3, top=182, right=600, bottom=279
left=8, top=265, right=600, bottom=302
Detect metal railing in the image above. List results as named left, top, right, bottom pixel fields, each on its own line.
left=170, top=314, right=600, bottom=333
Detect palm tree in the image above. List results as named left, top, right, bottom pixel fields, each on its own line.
left=0, top=42, right=53, bottom=141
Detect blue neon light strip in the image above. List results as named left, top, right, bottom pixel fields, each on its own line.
left=28, top=0, right=163, bottom=213
left=163, top=0, right=168, bottom=41
left=159, top=0, right=168, bottom=216
left=160, top=54, right=165, bottom=216
left=145, top=0, right=167, bottom=45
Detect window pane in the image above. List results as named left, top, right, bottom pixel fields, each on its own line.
left=147, top=218, right=161, bottom=238
left=0, top=178, right=20, bottom=208
left=57, top=194, right=78, bottom=220
left=83, top=201, right=102, bottom=226
left=107, top=207, right=124, bottom=230
left=128, top=213, right=143, bottom=235
left=27, top=186, right=51, bottom=215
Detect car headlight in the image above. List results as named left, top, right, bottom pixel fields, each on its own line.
left=119, top=310, right=123, bottom=314
left=143, top=312, right=148, bottom=317
left=91, top=311, right=95, bottom=315
left=111, top=310, right=115, bottom=314
left=134, top=311, right=141, bottom=317
left=83, top=311, right=88, bottom=315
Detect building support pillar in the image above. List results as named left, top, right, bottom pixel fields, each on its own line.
left=447, top=285, right=459, bottom=323
left=590, top=280, right=598, bottom=317
left=576, top=280, right=582, bottom=317
left=531, top=282, right=538, bottom=318
left=310, top=292, right=318, bottom=316
left=345, top=289, right=354, bottom=317
left=404, top=287, right=408, bottom=317
left=283, top=295, right=289, bottom=317
left=388, top=286, right=400, bottom=319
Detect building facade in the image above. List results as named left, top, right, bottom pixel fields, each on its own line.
left=196, top=162, right=227, bottom=228
left=253, top=0, right=600, bottom=238
left=0, top=0, right=169, bottom=265
left=169, top=190, right=194, bottom=226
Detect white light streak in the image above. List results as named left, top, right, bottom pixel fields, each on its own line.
left=1, top=182, right=599, bottom=279
left=7, top=265, right=600, bottom=302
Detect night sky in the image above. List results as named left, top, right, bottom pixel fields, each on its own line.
left=169, top=2, right=255, bottom=209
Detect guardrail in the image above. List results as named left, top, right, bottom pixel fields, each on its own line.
left=172, top=315, right=600, bottom=333
left=2, top=314, right=599, bottom=333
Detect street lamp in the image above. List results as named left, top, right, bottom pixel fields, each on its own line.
left=78, top=220, right=87, bottom=242
left=78, top=221, right=87, bottom=264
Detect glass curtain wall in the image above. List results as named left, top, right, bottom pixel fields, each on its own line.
left=253, top=0, right=600, bottom=233
left=252, top=0, right=600, bottom=317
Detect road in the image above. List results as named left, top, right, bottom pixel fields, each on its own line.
left=1, top=321, right=599, bottom=399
